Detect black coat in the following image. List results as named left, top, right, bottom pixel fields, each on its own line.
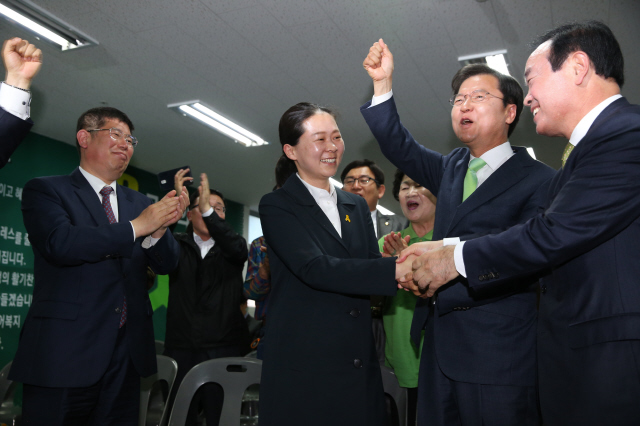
left=165, top=212, right=249, bottom=350
left=258, top=175, right=398, bottom=426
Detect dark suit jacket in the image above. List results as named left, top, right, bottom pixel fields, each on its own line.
left=463, top=97, right=640, bottom=423
left=376, top=211, right=407, bottom=239
left=0, top=108, right=33, bottom=168
left=9, top=168, right=179, bottom=388
left=258, top=174, right=397, bottom=426
left=361, top=97, right=554, bottom=387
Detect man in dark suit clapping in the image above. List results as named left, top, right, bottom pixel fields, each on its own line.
left=9, top=106, right=188, bottom=425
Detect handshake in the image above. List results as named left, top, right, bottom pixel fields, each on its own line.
left=387, top=233, right=460, bottom=298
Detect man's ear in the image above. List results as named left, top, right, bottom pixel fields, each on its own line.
left=571, top=51, right=590, bottom=86
left=283, top=144, right=297, bottom=161
left=377, top=183, right=386, bottom=200
left=77, top=129, right=90, bottom=150
left=505, top=104, right=517, bottom=125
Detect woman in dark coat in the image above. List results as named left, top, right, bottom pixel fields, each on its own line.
left=258, top=103, right=413, bottom=426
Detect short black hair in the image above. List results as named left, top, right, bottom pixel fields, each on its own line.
left=532, top=20, right=624, bottom=87
left=451, top=64, right=523, bottom=137
left=76, top=107, right=135, bottom=155
left=189, top=189, right=225, bottom=210
left=392, top=168, right=406, bottom=201
left=340, top=159, right=385, bottom=187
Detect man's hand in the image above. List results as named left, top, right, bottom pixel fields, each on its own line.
left=174, top=168, right=193, bottom=197
left=382, top=231, right=410, bottom=257
left=396, top=240, right=443, bottom=263
left=131, top=189, right=185, bottom=238
left=258, top=246, right=270, bottom=280
left=198, top=173, right=211, bottom=214
left=410, top=245, right=459, bottom=298
left=3, top=38, right=42, bottom=90
left=363, top=38, right=394, bottom=96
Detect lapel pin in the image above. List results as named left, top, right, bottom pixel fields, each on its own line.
left=385, top=221, right=390, bottom=226
left=345, top=215, right=351, bottom=222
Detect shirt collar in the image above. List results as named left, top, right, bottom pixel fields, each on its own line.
left=469, top=141, right=512, bottom=172
left=193, top=232, right=214, bottom=246
left=404, top=223, right=433, bottom=242
left=79, top=166, right=117, bottom=198
left=569, top=94, right=623, bottom=147
left=296, top=173, right=337, bottom=203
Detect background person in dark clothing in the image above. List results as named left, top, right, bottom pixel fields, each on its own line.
left=164, top=170, right=249, bottom=426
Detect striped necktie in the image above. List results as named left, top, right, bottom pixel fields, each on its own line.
left=99, top=186, right=127, bottom=328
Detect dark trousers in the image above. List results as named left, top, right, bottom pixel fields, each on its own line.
left=22, top=325, right=140, bottom=426
left=164, top=344, right=245, bottom=426
left=417, top=312, right=539, bottom=426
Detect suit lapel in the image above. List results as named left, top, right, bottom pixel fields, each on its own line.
left=116, top=184, right=136, bottom=222
left=337, top=190, right=357, bottom=254
left=282, top=175, right=349, bottom=252
left=551, top=97, right=630, bottom=199
left=439, top=154, right=469, bottom=235
left=446, top=148, right=529, bottom=233
left=71, top=168, right=111, bottom=226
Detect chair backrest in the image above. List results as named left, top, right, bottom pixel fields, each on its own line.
left=168, top=357, right=262, bottom=426
left=380, top=365, right=408, bottom=426
left=155, top=340, right=165, bottom=355
left=139, top=355, right=178, bottom=426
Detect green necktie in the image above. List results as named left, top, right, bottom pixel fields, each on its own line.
left=561, top=142, right=574, bottom=167
left=462, top=158, right=487, bottom=202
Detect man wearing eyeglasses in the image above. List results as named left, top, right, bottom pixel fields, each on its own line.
left=10, top=106, right=187, bottom=425
left=164, top=170, right=249, bottom=426
left=361, top=40, right=554, bottom=425
left=340, top=159, right=407, bottom=239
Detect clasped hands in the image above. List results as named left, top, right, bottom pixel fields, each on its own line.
left=386, top=232, right=459, bottom=298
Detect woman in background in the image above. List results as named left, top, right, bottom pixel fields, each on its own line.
left=380, top=169, right=437, bottom=426
left=258, top=102, right=413, bottom=426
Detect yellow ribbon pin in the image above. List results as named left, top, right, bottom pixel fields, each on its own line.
left=345, top=215, right=351, bottom=222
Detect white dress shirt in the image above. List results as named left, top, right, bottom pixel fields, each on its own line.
left=371, top=209, right=378, bottom=237
left=193, top=232, right=215, bottom=259
left=79, top=166, right=156, bottom=246
left=297, top=173, right=342, bottom=237
left=0, top=82, right=31, bottom=120
left=455, top=94, right=624, bottom=277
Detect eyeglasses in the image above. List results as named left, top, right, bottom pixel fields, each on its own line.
left=343, top=176, right=379, bottom=187
left=449, top=90, right=504, bottom=107
left=88, top=128, right=138, bottom=148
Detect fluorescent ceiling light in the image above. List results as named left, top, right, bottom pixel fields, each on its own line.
left=0, top=0, right=97, bottom=51
left=376, top=205, right=395, bottom=216
left=330, top=178, right=343, bottom=189
left=168, top=101, right=268, bottom=147
left=526, top=147, right=536, bottom=159
left=459, top=50, right=511, bottom=76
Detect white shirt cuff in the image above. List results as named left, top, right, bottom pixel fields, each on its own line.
left=370, top=90, right=393, bottom=108
left=454, top=241, right=467, bottom=278
left=142, top=235, right=160, bottom=249
left=443, top=237, right=460, bottom=246
left=201, top=206, right=213, bottom=217
left=0, top=82, right=31, bottom=120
